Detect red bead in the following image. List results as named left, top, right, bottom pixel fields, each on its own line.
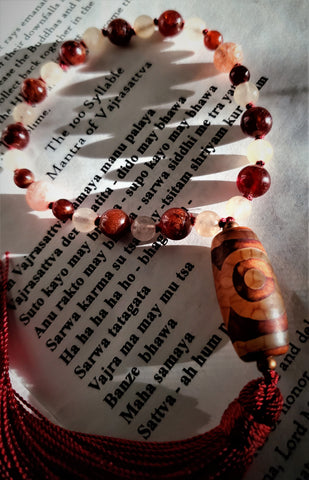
left=159, top=208, right=193, bottom=240
left=241, top=107, right=272, bottom=138
left=52, top=199, right=74, bottom=221
left=157, top=10, right=184, bottom=37
left=21, top=78, right=47, bottom=104
left=1, top=123, right=30, bottom=150
left=14, top=168, right=34, bottom=188
left=99, top=209, right=130, bottom=239
left=229, top=64, right=250, bottom=86
left=237, top=165, right=271, bottom=198
left=59, top=41, right=87, bottom=66
left=106, top=19, right=134, bottom=46
left=203, top=30, right=223, bottom=50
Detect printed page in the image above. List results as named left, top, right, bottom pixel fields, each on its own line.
left=0, top=1, right=308, bottom=479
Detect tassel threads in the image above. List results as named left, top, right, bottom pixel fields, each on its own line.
left=1, top=253, right=283, bottom=479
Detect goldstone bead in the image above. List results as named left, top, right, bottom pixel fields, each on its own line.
left=225, top=195, right=252, bottom=222
left=99, top=209, right=130, bottom=239
left=12, top=103, right=38, bottom=125
left=134, top=15, right=155, bottom=38
left=213, top=42, right=243, bottom=73
left=247, top=139, right=274, bottom=164
left=195, top=211, right=221, bottom=237
left=131, top=216, right=156, bottom=241
left=82, top=27, right=107, bottom=55
left=234, top=82, right=259, bottom=107
left=72, top=208, right=97, bottom=233
left=40, top=61, right=65, bottom=86
left=26, top=181, right=56, bottom=211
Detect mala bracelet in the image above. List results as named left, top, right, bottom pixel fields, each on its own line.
left=0, top=10, right=288, bottom=480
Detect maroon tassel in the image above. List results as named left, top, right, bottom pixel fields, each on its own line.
left=0, top=254, right=283, bottom=479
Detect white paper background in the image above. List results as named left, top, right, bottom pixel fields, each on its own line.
left=0, top=1, right=308, bottom=479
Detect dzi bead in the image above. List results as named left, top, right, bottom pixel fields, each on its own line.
left=211, top=222, right=288, bottom=362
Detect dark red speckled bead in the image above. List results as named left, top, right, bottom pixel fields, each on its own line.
left=59, top=41, right=87, bottom=66
left=241, top=106, right=272, bottom=138
left=159, top=208, right=193, bottom=240
left=14, top=168, right=34, bottom=188
left=52, top=199, right=74, bottom=221
left=1, top=123, right=30, bottom=150
left=237, top=164, right=271, bottom=198
left=157, top=10, right=184, bottom=37
left=203, top=30, right=223, bottom=50
left=229, top=64, right=250, bottom=86
left=106, top=19, right=134, bottom=46
left=99, top=209, right=131, bottom=239
left=21, top=78, right=47, bottom=104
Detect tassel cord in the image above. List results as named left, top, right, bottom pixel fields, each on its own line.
left=0, top=254, right=283, bottom=480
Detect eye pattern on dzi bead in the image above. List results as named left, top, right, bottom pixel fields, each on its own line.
left=211, top=224, right=288, bottom=362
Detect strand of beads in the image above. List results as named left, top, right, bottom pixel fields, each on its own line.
left=1, top=10, right=274, bottom=237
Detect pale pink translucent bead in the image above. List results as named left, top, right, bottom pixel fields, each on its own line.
left=26, top=181, right=56, bottom=211
left=234, top=82, right=259, bottom=107
left=195, top=211, right=221, bottom=237
left=3, top=150, right=29, bottom=171
left=72, top=208, right=97, bottom=233
left=82, top=27, right=107, bottom=56
left=225, top=195, right=252, bottom=222
left=184, top=17, right=206, bottom=40
left=131, top=216, right=156, bottom=241
left=134, top=15, right=155, bottom=38
left=213, top=42, right=243, bottom=73
left=12, top=103, right=38, bottom=125
left=247, top=139, right=274, bottom=165
left=40, top=61, right=65, bottom=86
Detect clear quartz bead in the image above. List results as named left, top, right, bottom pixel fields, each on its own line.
left=3, top=150, right=29, bottom=171
left=12, top=103, right=38, bottom=125
left=184, top=17, right=206, bottom=40
left=234, top=82, right=259, bottom=107
left=195, top=211, right=221, bottom=237
left=82, top=27, right=107, bottom=55
left=134, top=15, right=155, bottom=38
left=26, top=181, right=56, bottom=211
left=72, top=208, right=97, bottom=232
left=225, top=195, right=252, bottom=222
left=40, top=62, right=65, bottom=86
left=131, top=216, right=156, bottom=241
left=247, top=139, right=274, bottom=164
